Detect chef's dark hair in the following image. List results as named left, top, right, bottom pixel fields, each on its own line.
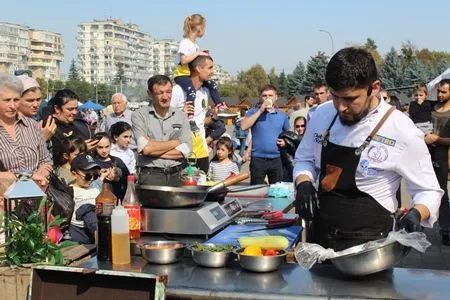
left=325, top=47, right=378, bottom=92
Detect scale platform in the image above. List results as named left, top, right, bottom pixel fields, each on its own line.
left=141, top=198, right=242, bottom=235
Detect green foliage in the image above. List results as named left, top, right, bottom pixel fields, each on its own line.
left=267, top=67, right=279, bottom=91
left=288, top=61, right=306, bottom=97
left=380, top=47, right=406, bottom=89
left=364, top=38, right=378, bottom=50
left=218, top=82, right=252, bottom=99
left=237, top=64, right=269, bottom=97
left=0, top=198, right=73, bottom=266
left=68, top=59, right=80, bottom=81
left=302, top=51, right=329, bottom=93
left=277, top=71, right=289, bottom=98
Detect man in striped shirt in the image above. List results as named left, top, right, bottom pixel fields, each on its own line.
left=0, top=73, right=52, bottom=201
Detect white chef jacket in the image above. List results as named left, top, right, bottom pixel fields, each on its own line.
left=293, top=99, right=443, bottom=228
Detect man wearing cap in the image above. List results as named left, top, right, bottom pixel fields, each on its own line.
left=16, top=74, right=56, bottom=141
left=69, top=153, right=107, bottom=244
left=132, top=75, right=192, bottom=186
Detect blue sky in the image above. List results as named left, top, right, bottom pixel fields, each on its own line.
left=1, top=0, right=449, bottom=75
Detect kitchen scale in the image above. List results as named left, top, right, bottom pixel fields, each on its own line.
left=141, top=198, right=243, bottom=235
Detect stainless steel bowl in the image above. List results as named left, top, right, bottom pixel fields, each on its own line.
left=330, top=241, right=409, bottom=276
left=189, top=243, right=235, bottom=268
left=235, top=249, right=288, bottom=273
left=139, top=241, right=186, bottom=264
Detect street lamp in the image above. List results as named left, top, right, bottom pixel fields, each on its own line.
left=319, top=29, right=335, bottom=56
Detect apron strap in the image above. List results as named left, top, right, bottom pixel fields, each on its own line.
left=355, top=106, right=396, bottom=156
left=322, top=113, right=339, bottom=146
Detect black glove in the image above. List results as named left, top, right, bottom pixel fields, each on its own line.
left=295, top=181, right=318, bottom=221
left=396, top=208, right=422, bottom=233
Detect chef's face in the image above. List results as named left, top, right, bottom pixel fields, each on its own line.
left=437, top=83, right=450, bottom=103
left=331, top=80, right=380, bottom=126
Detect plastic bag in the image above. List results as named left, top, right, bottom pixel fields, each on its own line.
left=294, top=229, right=431, bottom=270
left=47, top=172, right=74, bottom=231
left=268, top=182, right=294, bottom=198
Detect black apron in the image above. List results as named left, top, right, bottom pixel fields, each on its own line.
left=309, top=107, right=396, bottom=251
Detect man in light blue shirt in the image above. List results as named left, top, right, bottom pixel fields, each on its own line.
left=241, top=85, right=290, bottom=184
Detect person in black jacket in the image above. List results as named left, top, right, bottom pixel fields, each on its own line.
left=278, top=131, right=302, bottom=182
left=93, top=132, right=130, bottom=201
left=48, top=89, right=99, bottom=165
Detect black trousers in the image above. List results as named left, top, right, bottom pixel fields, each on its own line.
left=250, top=157, right=283, bottom=185
left=432, top=148, right=450, bottom=235
left=138, top=167, right=183, bottom=186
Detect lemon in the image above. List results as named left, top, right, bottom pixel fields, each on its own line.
left=242, top=245, right=263, bottom=256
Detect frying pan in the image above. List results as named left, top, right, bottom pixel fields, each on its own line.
left=138, top=173, right=250, bottom=208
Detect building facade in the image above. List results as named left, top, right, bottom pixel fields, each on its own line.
left=0, top=22, right=30, bottom=74
left=77, top=19, right=153, bottom=86
left=29, top=29, right=64, bottom=80
left=0, top=22, right=64, bottom=80
left=152, top=39, right=178, bottom=77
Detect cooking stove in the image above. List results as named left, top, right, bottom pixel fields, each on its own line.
left=140, top=198, right=243, bottom=235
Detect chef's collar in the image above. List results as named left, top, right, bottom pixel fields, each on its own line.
left=358, top=96, right=385, bottom=124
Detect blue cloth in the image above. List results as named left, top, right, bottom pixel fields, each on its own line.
left=246, top=108, right=290, bottom=158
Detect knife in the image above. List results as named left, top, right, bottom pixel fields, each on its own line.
left=237, top=221, right=296, bottom=233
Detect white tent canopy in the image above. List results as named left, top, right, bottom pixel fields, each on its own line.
left=427, top=68, right=450, bottom=100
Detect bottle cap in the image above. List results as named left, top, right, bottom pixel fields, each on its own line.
left=187, top=165, right=194, bottom=175
left=112, top=201, right=127, bottom=216
left=127, top=175, right=135, bottom=181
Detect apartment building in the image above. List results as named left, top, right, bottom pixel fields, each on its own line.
left=77, top=19, right=153, bottom=86
left=0, top=22, right=64, bottom=80
left=213, top=64, right=233, bottom=84
left=0, top=22, right=30, bottom=74
left=28, top=29, right=64, bottom=80
left=152, top=39, right=178, bottom=76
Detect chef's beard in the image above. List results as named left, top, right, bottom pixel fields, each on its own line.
left=338, top=96, right=373, bottom=126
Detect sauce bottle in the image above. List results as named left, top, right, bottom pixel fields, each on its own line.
left=95, top=182, right=117, bottom=261
left=123, top=175, right=141, bottom=240
left=183, top=166, right=198, bottom=186
left=111, top=201, right=131, bottom=265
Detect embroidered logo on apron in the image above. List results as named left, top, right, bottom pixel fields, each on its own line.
left=367, top=145, right=389, bottom=162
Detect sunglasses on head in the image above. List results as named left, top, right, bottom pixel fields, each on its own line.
left=295, top=125, right=305, bottom=128
left=77, top=171, right=99, bottom=181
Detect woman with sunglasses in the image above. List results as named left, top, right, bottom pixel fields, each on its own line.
left=69, top=153, right=108, bottom=244
left=293, top=116, right=307, bottom=138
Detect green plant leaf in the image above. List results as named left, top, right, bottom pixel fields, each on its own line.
left=58, top=240, right=77, bottom=249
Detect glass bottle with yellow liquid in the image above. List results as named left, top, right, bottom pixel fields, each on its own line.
left=111, top=201, right=131, bottom=265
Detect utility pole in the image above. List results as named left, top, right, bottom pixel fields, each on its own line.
left=319, top=29, right=335, bottom=56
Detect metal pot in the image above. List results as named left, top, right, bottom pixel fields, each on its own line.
left=137, top=173, right=249, bottom=208
left=330, top=240, right=410, bottom=276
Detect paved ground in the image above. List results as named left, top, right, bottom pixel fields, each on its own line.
left=225, top=124, right=450, bottom=271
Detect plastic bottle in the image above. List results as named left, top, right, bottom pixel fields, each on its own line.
left=95, top=183, right=117, bottom=261
left=111, top=202, right=131, bottom=265
left=123, top=175, right=141, bottom=240
left=183, top=166, right=198, bottom=186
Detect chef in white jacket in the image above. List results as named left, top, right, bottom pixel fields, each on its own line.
left=293, top=47, right=442, bottom=251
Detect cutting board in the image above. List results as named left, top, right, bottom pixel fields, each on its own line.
left=206, top=225, right=302, bottom=248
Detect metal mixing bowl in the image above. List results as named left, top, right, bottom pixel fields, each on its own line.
left=139, top=241, right=186, bottom=264
left=189, top=243, right=235, bottom=268
left=235, top=249, right=288, bottom=273
left=330, top=241, right=410, bottom=276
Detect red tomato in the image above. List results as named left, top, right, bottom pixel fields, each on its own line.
left=264, top=249, right=277, bottom=256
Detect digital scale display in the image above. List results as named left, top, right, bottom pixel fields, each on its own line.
left=209, top=206, right=227, bottom=221
left=222, top=200, right=242, bottom=217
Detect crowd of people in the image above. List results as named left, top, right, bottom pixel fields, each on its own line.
left=0, top=13, right=449, bottom=250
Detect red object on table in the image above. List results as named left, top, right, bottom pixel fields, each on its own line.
left=261, top=211, right=284, bottom=219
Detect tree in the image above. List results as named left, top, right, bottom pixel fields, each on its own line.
left=277, top=71, right=289, bottom=98
left=287, top=61, right=306, bottom=97
left=68, top=59, right=80, bottom=81
left=364, top=38, right=377, bottom=50
left=403, top=58, right=433, bottom=87
left=267, top=67, right=279, bottom=91
left=237, top=64, right=268, bottom=97
left=302, top=51, right=329, bottom=93
left=380, top=47, right=406, bottom=89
